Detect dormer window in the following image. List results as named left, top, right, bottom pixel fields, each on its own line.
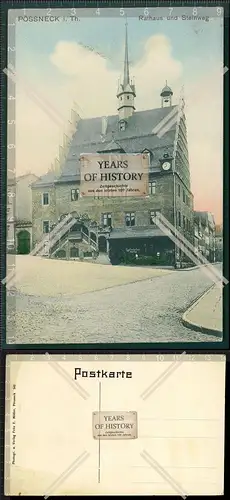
left=119, top=120, right=126, bottom=131
left=142, top=149, right=153, bottom=162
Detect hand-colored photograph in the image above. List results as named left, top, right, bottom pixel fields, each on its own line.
left=6, top=6, right=224, bottom=345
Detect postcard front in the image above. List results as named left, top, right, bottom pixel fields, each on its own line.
left=5, top=5, right=224, bottom=346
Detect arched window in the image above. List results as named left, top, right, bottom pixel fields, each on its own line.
left=119, top=120, right=126, bottom=131
left=55, top=249, right=66, bottom=259
left=70, top=247, right=79, bottom=258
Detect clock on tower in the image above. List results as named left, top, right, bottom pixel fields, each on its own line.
left=160, top=158, right=172, bottom=172
left=162, top=161, right=171, bottom=171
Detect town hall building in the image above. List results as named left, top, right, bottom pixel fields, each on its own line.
left=31, top=24, right=195, bottom=266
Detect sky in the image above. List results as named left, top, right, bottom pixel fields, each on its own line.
left=13, top=8, right=223, bottom=223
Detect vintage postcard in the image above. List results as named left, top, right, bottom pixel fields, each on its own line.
left=5, top=5, right=225, bottom=345
left=4, top=353, right=226, bottom=495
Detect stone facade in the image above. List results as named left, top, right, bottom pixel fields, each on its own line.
left=175, top=114, right=191, bottom=187
left=32, top=172, right=194, bottom=246
left=32, top=185, right=56, bottom=247
left=32, top=167, right=195, bottom=265
left=215, top=225, right=223, bottom=262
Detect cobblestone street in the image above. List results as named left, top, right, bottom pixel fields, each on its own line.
left=6, top=256, right=222, bottom=344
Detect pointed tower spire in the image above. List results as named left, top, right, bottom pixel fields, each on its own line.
left=117, top=21, right=136, bottom=123
left=123, top=20, right=130, bottom=87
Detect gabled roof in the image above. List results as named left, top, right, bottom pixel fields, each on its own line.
left=32, top=105, right=178, bottom=187
left=31, top=171, right=56, bottom=188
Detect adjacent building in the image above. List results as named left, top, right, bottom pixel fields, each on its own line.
left=7, top=173, right=39, bottom=254
left=31, top=24, right=195, bottom=266
left=194, top=211, right=216, bottom=263
left=215, top=224, right=223, bottom=262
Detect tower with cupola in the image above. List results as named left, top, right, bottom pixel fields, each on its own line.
left=160, top=81, right=173, bottom=107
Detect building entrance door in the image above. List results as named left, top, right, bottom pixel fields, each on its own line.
left=98, top=236, right=107, bottom=253
left=17, top=230, right=31, bottom=254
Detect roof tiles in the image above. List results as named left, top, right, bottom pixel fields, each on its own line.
left=33, top=106, right=178, bottom=188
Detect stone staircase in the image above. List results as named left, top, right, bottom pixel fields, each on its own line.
left=81, top=229, right=98, bottom=251
left=31, top=214, right=78, bottom=257
left=31, top=213, right=111, bottom=259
